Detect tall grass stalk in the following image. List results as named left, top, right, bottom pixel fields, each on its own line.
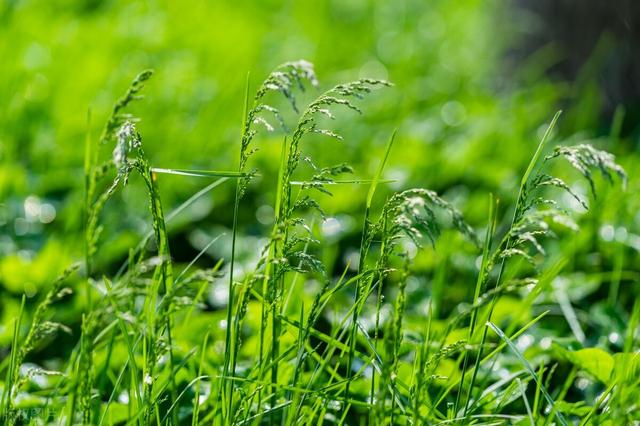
left=2, top=62, right=633, bottom=425
left=462, top=111, right=562, bottom=420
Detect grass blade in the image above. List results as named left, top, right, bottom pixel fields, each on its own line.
left=150, top=167, right=249, bottom=178
left=487, top=321, right=567, bottom=426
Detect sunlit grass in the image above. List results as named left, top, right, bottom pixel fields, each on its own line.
left=0, top=61, right=637, bottom=426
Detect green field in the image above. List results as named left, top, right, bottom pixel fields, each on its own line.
left=1, top=1, right=639, bottom=424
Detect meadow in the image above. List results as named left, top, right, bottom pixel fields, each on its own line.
left=1, top=1, right=639, bottom=425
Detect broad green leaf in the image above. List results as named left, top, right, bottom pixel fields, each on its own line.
left=555, top=346, right=614, bottom=384
left=554, top=400, right=591, bottom=417
left=612, top=352, right=640, bottom=382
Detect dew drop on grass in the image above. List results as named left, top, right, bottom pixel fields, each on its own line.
left=475, top=254, right=483, bottom=270
left=608, top=332, right=620, bottom=344
left=576, top=378, right=590, bottom=390
left=406, top=276, right=420, bottom=293
left=118, top=391, right=129, bottom=404
left=211, top=284, right=229, bottom=308
left=343, top=249, right=360, bottom=271
left=615, top=226, right=628, bottom=243
left=402, top=240, right=418, bottom=259
left=540, top=337, right=552, bottom=349
left=39, top=203, right=56, bottom=224
left=629, top=234, right=640, bottom=251
left=516, top=334, right=534, bottom=351
left=322, top=217, right=341, bottom=237
left=24, top=195, right=41, bottom=220
left=599, top=224, right=615, bottom=242
left=327, top=400, right=342, bottom=411
left=387, top=168, right=408, bottom=190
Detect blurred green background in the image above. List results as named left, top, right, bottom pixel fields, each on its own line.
left=1, top=0, right=639, bottom=358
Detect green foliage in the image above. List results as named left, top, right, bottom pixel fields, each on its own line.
left=1, top=2, right=639, bottom=425
left=553, top=346, right=614, bottom=384
left=1, top=52, right=637, bottom=424
left=546, top=144, right=627, bottom=195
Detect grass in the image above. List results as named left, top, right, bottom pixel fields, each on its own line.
left=0, top=60, right=638, bottom=426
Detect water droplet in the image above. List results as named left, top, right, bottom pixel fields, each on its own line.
left=599, top=224, right=615, bottom=242
left=39, top=203, right=56, bottom=224
left=608, top=332, right=620, bottom=344
left=540, top=337, right=552, bottom=349
left=322, top=217, right=341, bottom=237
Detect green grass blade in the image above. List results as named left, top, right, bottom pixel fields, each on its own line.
left=290, top=178, right=396, bottom=186
left=459, top=194, right=497, bottom=415
left=150, top=167, right=249, bottom=178
left=520, top=110, right=561, bottom=188
left=348, top=130, right=396, bottom=401
left=1, top=294, right=25, bottom=416
left=487, top=321, right=567, bottom=426
left=367, top=130, right=396, bottom=208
